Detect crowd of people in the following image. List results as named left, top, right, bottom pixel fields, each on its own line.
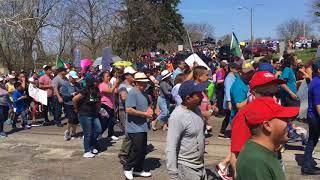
left=0, top=48, right=320, bottom=180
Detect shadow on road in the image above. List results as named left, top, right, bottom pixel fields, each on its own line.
left=144, top=157, right=161, bottom=171
left=98, top=138, right=116, bottom=152
left=285, top=144, right=305, bottom=151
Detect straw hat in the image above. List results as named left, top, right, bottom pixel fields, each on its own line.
left=134, top=72, right=150, bottom=82
left=124, top=66, right=137, bottom=74
left=161, top=70, right=172, bottom=80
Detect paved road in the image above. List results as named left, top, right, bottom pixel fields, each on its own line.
left=0, top=117, right=319, bottom=180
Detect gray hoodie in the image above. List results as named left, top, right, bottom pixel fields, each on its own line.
left=0, top=88, right=10, bottom=107
left=166, top=105, right=205, bottom=179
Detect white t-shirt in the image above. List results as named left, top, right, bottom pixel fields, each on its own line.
left=171, top=83, right=182, bottom=105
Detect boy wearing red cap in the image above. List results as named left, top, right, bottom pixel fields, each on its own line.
left=235, top=84, right=299, bottom=179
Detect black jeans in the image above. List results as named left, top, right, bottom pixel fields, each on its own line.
left=124, top=132, right=147, bottom=172
left=219, top=109, right=231, bottom=134
left=0, top=105, right=9, bottom=133
left=303, top=115, right=320, bottom=170
left=99, top=104, right=115, bottom=137
left=43, top=97, right=53, bottom=122
left=215, top=83, right=224, bottom=113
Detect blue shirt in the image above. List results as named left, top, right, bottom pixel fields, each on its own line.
left=125, top=87, right=149, bottom=133
left=172, top=67, right=183, bottom=80
left=223, top=73, right=237, bottom=110
left=230, top=77, right=249, bottom=123
left=308, top=76, right=320, bottom=119
left=60, top=81, right=81, bottom=105
left=279, top=67, right=297, bottom=99
left=12, top=90, right=27, bottom=113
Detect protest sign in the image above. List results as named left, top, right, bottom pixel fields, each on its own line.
left=185, top=53, right=210, bottom=70
left=102, top=47, right=112, bottom=71
left=74, top=48, right=81, bottom=68
left=28, top=84, right=47, bottom=105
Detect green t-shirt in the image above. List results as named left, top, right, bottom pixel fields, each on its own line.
left=236, top=140, right=285, bottom=180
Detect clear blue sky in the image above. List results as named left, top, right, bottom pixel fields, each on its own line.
left=178, top=0, right=313, bottom=41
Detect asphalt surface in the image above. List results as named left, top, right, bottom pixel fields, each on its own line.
left=0, top=117, right=319, bottom=180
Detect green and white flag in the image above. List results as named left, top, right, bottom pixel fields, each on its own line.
left=230, top=32, right=243, bottom=59
left=56, top=56, right=67, bottom=68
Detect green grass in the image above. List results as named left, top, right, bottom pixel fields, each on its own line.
left=295, top=48, right=317, bottom=62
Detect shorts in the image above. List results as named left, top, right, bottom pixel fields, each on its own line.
left=64, top=104, right=79, bottom=124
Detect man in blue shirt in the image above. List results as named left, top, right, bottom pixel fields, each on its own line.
left=219, top=63, right=240, bottom=138
left=230, top=61, right=255, bottom=124
left=302, top=60, right=320, bottom=175
left=12, top=81, right=31, bottom=129
left=172, top=60, right=186, bottom=81
left=123, top=72, right=153, bottom=180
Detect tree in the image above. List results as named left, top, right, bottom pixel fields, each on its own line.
left=185, top=23, right=215, bottom=42
left=113, top=0, right=185, bottom=56
left=67, top=0, right=120, bottom=59
left=220, top=34, right=231, bottom=46
left=312, top=0, right=320, bottom=17
left=276, top=18, right=312, bottom=41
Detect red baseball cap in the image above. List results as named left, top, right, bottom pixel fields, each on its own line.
left=244, top=97, right=299, bottom=126
left=249, top=71, right=285, bottom=90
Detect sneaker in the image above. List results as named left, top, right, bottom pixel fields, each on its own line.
left=56, top=123, right=63, bottom=127
left=83, top=152, right=95, bottom=158
left=64, top=130, right=71, bottom=141
left=124, top=170, right=133, bottom=180
left=216, top=163, right=231, bottom=180
left=218, top=134, right=230, bottom=140
left=91, top=149, right=99, bottom=154
left=133, top=171, right=151, bottom=177
left=110, top=136, right=119, bottom=141
left=206, top=125, right=212, bottom=131
left=0, top=132, right=7, bottom=138
left=24, top=125, right=32, bottom=130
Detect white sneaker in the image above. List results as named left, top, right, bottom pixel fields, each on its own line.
left=91, top=149, right=99, bottom=154
left=64, top=130, right=71, bottom=141
left=206, top=125, right=212, bottom=131
left=133, top=171, right=151, bottom=177
left=24, top=125, right=32, bottom=129
left=124, top=170, right=133, bottom=180
left=110, top=135, right=119, bottom=141
left=83, top=152, right=95, bottom=158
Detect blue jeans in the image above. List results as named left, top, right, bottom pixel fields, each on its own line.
left=53, top=96, right=62, bottom=125
left=13, top=110, right=28, bottom=127
left=303, top=115, right=320, bottom=170
left=157, top=96, right=170, bottom=123
left=79, top=115, right=102, bottom=153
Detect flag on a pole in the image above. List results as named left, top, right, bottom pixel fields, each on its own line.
left=56, top=56, right=67, bottom=68
left=230, top=32, right=243, bottom=59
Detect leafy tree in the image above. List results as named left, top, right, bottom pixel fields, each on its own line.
left=113, top=0, right=185, bottom=56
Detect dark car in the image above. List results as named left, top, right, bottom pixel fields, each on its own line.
left=217, top=45, right=231, bottom=61
left=250, top=45, right=273, bottom=57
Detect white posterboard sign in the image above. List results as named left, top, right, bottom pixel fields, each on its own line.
left=28, top=84, right=48, bottom=105
left=185, top=53, right=210, bottom=70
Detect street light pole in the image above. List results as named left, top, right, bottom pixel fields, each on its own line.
left=250, top=8, right=254, bottom=60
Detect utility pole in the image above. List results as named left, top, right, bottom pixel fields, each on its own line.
left=250, top=8, right=254, bottom=60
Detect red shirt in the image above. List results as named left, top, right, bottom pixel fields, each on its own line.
left=231, top=109, right=251, bottom=153
left=231, top=96, right=278, bottom=153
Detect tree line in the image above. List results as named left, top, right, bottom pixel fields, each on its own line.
left=0, top=0, right=188, bottom=71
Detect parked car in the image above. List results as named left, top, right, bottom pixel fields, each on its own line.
left=250, top=45, right=273, bottom=57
